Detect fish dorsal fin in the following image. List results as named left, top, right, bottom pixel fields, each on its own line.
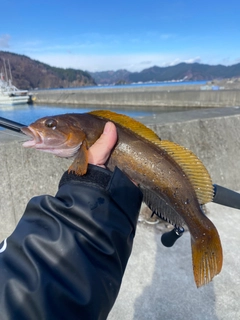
left=89, top=110, right=213, bottom=204
left=156, top=140, right=214, bottom=204
left=89, top=110, right=161, bottom=142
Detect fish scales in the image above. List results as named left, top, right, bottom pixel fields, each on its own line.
left=21, top=110, right=223, bottom=287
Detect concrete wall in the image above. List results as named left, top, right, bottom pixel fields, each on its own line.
left=148, top=114, right=240, bottom=189
left=31, top=88, right=240, bottom=107
left=1, top=113, right=240, bottom=241
left=0, top=138, right=72, bottom=240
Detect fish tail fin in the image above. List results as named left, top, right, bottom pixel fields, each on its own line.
left=191, top=225, right=223, bottom=288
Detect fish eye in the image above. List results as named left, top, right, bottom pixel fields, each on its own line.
left=45, top=118, right=57, bottom=129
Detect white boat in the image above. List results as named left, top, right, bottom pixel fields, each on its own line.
left=0, top=59, right=29, bottom=105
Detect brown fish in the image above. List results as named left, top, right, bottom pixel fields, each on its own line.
left=21, top=110, right=223, bottom=287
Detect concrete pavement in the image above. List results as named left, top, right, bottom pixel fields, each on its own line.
left=109, top=202, right=240, bottom=320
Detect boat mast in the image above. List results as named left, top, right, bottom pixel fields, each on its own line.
left=7, top=59, right=13, bottom=85
left=3, top=58, right=9, bottom=83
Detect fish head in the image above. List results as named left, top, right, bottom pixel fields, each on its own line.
left=21, top=114, right=86, bottom=157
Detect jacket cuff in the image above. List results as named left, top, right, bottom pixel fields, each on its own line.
left=59, top=164, right=112, bottom=190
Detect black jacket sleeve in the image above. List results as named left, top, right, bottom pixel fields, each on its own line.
left=0, top=165, right=143, bottom=320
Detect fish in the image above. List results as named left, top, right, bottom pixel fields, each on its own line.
left=21, top=110, right=223, bottom=287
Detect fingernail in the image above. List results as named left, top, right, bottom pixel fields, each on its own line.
left=103, top=122, right=112, bottom=134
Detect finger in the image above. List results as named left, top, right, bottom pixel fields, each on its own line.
left=88, top=122, right=117, bottom=166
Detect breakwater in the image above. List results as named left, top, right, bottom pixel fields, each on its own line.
left=30, top=86, right=240, bottom=107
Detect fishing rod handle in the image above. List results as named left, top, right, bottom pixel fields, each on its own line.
left=213, top=184, right=240, bottom=210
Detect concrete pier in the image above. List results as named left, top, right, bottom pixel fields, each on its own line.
left=31, top=86, right=240, bottom=107
left=1, top=109, right=240, bottom=319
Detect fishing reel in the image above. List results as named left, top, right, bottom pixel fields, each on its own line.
left=161, top=226, right=185, bottom=247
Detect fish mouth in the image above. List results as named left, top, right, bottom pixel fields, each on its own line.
left=21, top=127, right=42, bottom=147
left=21, top=126, right=82, bottom=157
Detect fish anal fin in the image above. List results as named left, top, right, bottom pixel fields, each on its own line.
left=140, top=186, right=184, bottom=227
left=68, top=140, right=88, bottom=176
left=191, top=227, right=223, bottom=288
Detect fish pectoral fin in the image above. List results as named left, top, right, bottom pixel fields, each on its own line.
left=191, top=225, right=223, bottom=288
left=68, top=140, right=88, bottom=176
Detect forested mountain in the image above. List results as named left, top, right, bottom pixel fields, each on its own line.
left=89, top=69, right=131, bottom=85
left=0, top=51, right=96, bottom=90
left=91, top=62, right=240, bottom=85
left=1, top=51, right=240, bottom=88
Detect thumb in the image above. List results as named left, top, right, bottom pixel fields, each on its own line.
left=88, top=122, right=117, bottom=167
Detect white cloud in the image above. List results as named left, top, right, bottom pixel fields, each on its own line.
left=10, top=45, right=239, bottom=72
left=184, top=57, right=202, bottom=64
left=164, top=57, right=202, bottom=67
left=28, top=52, right=203, bottom=72
left=0, top=34, right=10, bottom=49
left=218, top=56, right=240, bottom=66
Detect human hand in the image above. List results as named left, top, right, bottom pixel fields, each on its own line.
left=87, top=122, right=117, bottom=168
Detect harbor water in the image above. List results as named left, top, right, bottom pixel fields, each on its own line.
left=0, top=103, right=202, bottom=126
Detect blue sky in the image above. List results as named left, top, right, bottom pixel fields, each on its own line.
left=1, top=0, right=240, bottom=72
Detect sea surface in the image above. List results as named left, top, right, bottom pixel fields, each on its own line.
left=0, top=104, right=204, bottom=127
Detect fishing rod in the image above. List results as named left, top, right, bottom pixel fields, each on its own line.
left=0, top=115, right=240, bottom=247
left=0, top=116, right=26, bottom=133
